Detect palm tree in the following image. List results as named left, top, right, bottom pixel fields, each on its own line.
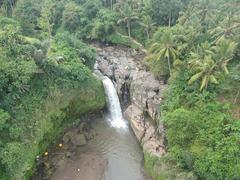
left=148, top=31, right=177, bottom=76
left=114, top=0, right=139, bottom=11
left=188, top=55, right=218, bottom=91
left=195, top=0, right=217, bottom=29
left=178, top=2, right=197, bottom=25
left=197, top=0, right=213, bottom=23
left=139, top=15, right=155, bottom=40
left=0, top=0, right=17, bottom=17
left=209, top=16, right=240, bottom=43
left=188, top=39, right=237, bottom=91
left=117, top=4, right=138, bottom=38
left=211, top=39, right=237, bottom=74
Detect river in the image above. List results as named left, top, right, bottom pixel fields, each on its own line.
left=33, top=75, right=148, bottom=180
left=76, top=76, right=145, bottom=180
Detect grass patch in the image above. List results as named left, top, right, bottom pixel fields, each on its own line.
left=105, top=34, right=140, bottom=49
left=144, top=152, right=196, bottom=180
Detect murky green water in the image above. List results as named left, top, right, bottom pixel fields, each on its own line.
left=76, top=115, right=146, bottom=180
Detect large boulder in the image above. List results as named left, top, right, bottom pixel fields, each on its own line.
left=98, top=58, right=113, bottom=77
left=71, top=134, right=87, bottom=146
left=141, top=121, right=166, bottom=157
left=130, top=71, right=163, bottom=120
left=63, top=130, right=87, bottom=146
left=63, top=131, right=76, bottom=144
left=124, top=105, right=165, bottom=157
left=124, top=105, right=145, bottom=141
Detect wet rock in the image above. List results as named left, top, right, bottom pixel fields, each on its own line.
left=78, top=121, right=91, bottom=133
left=84, top=131, right=96, bottom=141
left=124, top=105, right=166, bottom=157
left=71, top=134, right=87, bottom=146
left=63, top=128, right=88, bottom=146
left=129, top=71, right=162, bottom=120
left=66, top=152, right=72, bottom=158
left=94, top=43, right=167, bottom=158
left=124, top=105, right=145, bottom=140
left=98, top=60, right=113, bottom=77
left=79, top=122, right=86, bottom=133
left=142, top=122, right=166, bottom=157
left=63, top=132, right=75, bottom=144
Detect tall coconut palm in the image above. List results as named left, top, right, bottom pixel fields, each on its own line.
left=148, top=31, right=177, bottom=76
left=117, top=4, right=138, bottom=38
left=178, top=2, right=197, bottom=25
left=195, top=0, right=217, bottom=28
left=188, top=55, right=218, bottom=91
left=188, top=39, right=237, bottom=91
left=139, top=15, right=156, bottom=40
left=211, top=38, right=237, bottom=74
left=197, top=0, right=213, bottom=23
left=209, top=16, right=240, bottom=43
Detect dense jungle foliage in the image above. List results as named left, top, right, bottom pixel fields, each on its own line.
left=0, top=0, right=239, bottom=179
left=0, top=0, right=107, bottom=179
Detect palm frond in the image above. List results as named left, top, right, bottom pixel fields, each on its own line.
left=188, top=72, right=204, bottom=84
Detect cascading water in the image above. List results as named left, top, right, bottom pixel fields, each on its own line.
left=102, top=76, right=128, bottom=129
left=34, top=51, right=148, bottom=180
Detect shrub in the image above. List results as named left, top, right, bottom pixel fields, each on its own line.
left=51, top=32, right=96, bottom=69
left=62, top=2, right=83, bottom=32
left=163, top=94, right=240, bottom=179
left=13, top=0, right=42, bottom=35
left=91, top=8, right=117, bottom=40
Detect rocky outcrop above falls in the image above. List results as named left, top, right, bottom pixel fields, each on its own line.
left=94, top=43, right=167, bottom=157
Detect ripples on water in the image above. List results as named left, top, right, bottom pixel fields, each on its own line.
left=76, top=116, right=144, bottom=180
left=77, top=75, right=145, bottom=180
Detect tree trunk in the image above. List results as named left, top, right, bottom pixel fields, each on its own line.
left=110, top=0, right=113, bottom=9
left=167, top=56, right=172, bottom=76
left=3, top=1, right=12, bottom=17
left=127, top=20, right=131, bottom=38
left=146, top=30, right=150, bottom=40
left=105, top=0, right=108, bottom=7
left=234, top=90, right=240, bottom=104
left=168, top=12, right=172, bottom=27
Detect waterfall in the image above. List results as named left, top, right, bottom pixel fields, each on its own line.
left=102, top=76, right=127, bottom=129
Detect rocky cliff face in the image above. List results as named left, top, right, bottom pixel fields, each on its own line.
left=94, top=43, right=167, bottom=157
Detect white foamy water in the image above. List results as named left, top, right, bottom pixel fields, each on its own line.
left=102, top=76, right=128, bottom=129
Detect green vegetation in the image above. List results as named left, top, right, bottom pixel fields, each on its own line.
left=0, top=0, right=106, bottom=179
left=144, top=152, right=196, bottom=180
left=144, top=0, right=240, bottom=179
left=0, top=0, right=239, bottom=179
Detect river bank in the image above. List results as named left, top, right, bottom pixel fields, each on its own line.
left=32, top=111, right=151, bottom=180
left=31, top=113, right=108, bottom=180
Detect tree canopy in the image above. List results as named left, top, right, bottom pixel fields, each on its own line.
left=0, top=0, right=239, bottom=179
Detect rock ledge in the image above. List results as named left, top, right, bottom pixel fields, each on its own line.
left=94, top=43, right=167, bottom=157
